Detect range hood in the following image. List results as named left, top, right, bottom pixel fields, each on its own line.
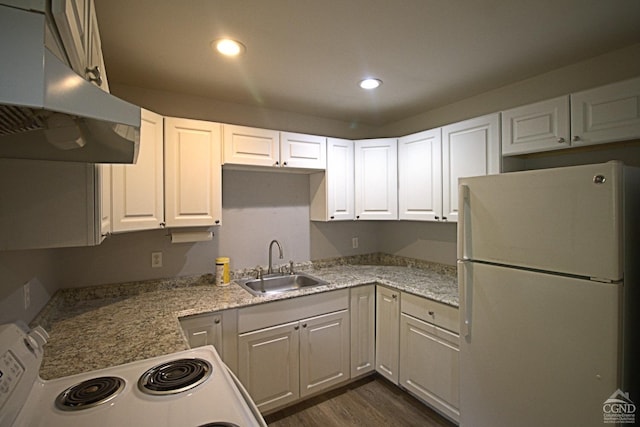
left=0, top=5, right=140, bottom=164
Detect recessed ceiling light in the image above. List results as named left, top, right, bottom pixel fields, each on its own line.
left=213, top=39, right=246, bottom=57
left=359, top=78, right=382, bottom=90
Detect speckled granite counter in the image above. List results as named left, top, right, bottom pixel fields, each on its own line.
left=32, top=254, right=457, bottom=380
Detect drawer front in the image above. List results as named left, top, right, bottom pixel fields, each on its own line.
left=238, top=289, right=349, bottom=333
left=401, top=292, right=459, bottom=334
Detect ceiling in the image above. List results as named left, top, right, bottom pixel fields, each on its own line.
left=94, top=0, right=640, bottom=127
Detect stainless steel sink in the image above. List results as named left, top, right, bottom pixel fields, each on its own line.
left=236, top=272, right=329, bottom=296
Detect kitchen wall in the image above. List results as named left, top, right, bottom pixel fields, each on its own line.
left=380, top=43, right=640, bottom=136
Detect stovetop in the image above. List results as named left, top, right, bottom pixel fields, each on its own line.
left=0, top=322, right=265, bottom=427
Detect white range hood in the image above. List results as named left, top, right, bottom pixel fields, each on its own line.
left=0, top=4, right=141, bottom=163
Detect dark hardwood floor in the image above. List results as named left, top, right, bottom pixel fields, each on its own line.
left=264, top=375, right=456, bottom=427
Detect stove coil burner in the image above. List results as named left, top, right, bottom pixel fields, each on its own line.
left=55, top=376, right=125, bottom=411
left=138, top=358, right=213, bottom=395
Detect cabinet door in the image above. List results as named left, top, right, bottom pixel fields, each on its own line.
left=310, top=138, right=355, bottom=221
left=398, top=129, right=442, bottom=221
left=180, top=313, right=223, bottom=354
left=501, top=96, right=570, bottom=156
left=165, top=117, right=222, bottom=227
left=350, top=285, right=375, bottom=378
left=442, top=113, right=500, bottom=222
left=85, top=0, right=108, bottom=91
left=355, top=138, right=398, bottom=220
left=112, top=109, right=164, bottom=233
left=400, top=313, right=460, bottom=422
left=299, top=309, right=350, bottom=397
left=238, top=322, right=300, bottom=413
left=98, top=164, right=110, bottom=242
left=223, top=124, right=280, bottom=167
left=51, top=0, right=87, bottom=74
left=280, top=132, right=326, bottom=169
left=571, top=77, right=640, bottom=146
left=375, top=286, right=400, bottom=384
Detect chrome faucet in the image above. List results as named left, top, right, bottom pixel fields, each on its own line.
left=268, top=239, right=283, bottom=274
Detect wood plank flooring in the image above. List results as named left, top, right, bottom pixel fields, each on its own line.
left=264, top=375, right=456, bottom=427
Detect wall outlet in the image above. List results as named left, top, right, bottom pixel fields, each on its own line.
left=352, top=236, right=359, bottom=249
left=23, top=281, right=31, bottom=310
left=151, top=252, right=163, bottom=268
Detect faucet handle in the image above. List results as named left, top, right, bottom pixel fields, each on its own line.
left=288, top=260, right=295, bottom=275
left=256, top=266, right=264, bottom=279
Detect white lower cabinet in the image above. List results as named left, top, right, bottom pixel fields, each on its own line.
left=399, top=293, right=460, bottom=423
left=375, top=286, right=400, bottom=384
left=237, top=290, right=350, bottom=413
left=239, top=321, right=301, bottom=411
left=349, top=285, right=375, bottom=378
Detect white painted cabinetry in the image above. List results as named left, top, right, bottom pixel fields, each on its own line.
left=111, top=109, right=165, bottom=232
left=442, top=113, right=500, bottom=222
left=502, top=77, right=640, bottom=156
left=354, top=138, right=398, bottom=220
left=180, top=310, right=239, bottom=374
left=223, top=125, right=326, bottom=170
left=238, top=321, right=300, bottom=411
left=164, top=117, right=222, bottom=227
left=280, top=132, right=326, bottom=169
left=52, top=0, right=109, bottom=91
left=350, top=285, right=375, bottom=378
left=299, top=310, right=350, bottom=398
left=310, top=138, right=355, bottom=221
left=398, top=129, right=442, bottom=221
left=501, top=96, right=570, bottom=156
left=0, top=160, right=108, bottom=249
left=237, top=290, right=350, bottom=413
left=375, top=286, right=400, bottom=384
left=571, top=76, right=640, bottom=147
left=223, top=124, right=279, bottom=167
left=399, top=292, right=459, bottom=422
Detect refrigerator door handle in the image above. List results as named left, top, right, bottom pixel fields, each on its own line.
left=458, top=260, right=472, bottom=338
left=458, top=184, right=470, bottom=260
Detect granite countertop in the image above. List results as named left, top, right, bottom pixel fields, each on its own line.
left=32, top=255, right=458, bottom=380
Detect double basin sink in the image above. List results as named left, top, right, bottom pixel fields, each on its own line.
left=236, top=272, right=329, bottom=296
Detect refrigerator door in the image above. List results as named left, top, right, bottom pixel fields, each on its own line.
left=458, top=162, right=622, bottom=281
left=458, top=261, right=620, bottom=427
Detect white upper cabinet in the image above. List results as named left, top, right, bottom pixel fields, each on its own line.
left=280, top=132, right=326, bottom=169
left=223, top=124, right=279, bottom=167
left=354, top=138, right=398, bottom=220
left=165, top=117, right=222, bottom=227
left=502, top=77, right=640, bottom=156
left=112, top=109, right=165, bottom=233
left=0, top=160, right=106, bottom=249
left=223, top=125, right=326, bottom=170
left=310, top=138, right=355, bottom=221
left=398, top=129, right=442, bottom=221
left=501, top=96, right=570, bottom=156
left=571, top=77, right=640, bottom=146
left=52, top=0, right=109, bottom=91
left=99, top=164, right=111, bottom=237
left=442, top=113, right=500, bottom=222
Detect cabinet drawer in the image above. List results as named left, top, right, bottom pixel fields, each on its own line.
left=238, top=289, right=349, bottom=333
left=401, top=292, right=459, bottom=334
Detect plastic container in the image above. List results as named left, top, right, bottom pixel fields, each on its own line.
left=215, top=257, right=230, bottom=286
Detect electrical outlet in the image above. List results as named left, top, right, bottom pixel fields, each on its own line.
left=352, top=237, right=359, bottom=249
left=151, top=252, right=163, bottom=268
left=23, top=281, right=31, bottom=310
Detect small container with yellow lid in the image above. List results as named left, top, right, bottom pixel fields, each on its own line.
left=215, top=257, right=230, bottom=286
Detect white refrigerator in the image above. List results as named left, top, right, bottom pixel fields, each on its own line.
left=457, top=161, right=639, bottom=427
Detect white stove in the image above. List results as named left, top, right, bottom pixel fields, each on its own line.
left=0, top=322, right=266, bottom=427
